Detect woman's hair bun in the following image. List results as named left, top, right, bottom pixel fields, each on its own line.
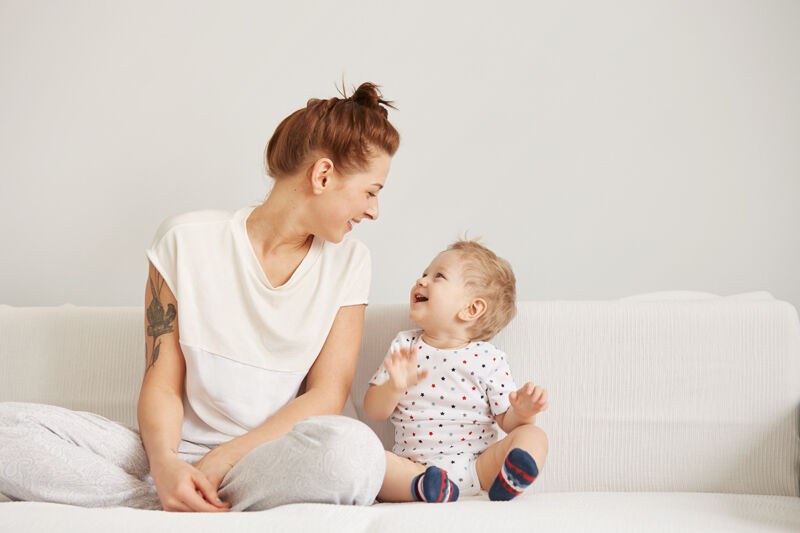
left=266, top=81, right=399, bottom=179
left=346, top=82, right=396, bottom=117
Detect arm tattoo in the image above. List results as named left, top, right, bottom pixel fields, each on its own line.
left=145, top=272, right=176, bottom=372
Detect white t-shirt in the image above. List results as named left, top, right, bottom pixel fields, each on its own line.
left=369, top=329, right=517, bottom=463
left=146, top=205, right=371, bottom=447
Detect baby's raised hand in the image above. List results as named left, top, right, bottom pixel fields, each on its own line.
left=384, top=344, right=429, bottom=392
left=509, top=382, right=548, bottom=418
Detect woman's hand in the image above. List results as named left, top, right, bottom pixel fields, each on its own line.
left=150, top=454, right=231, bottom=512
left=509, top=382, right=548, bottom=419
left=193, top=444, right=238, bottom=497
left=384, top=344, right=428, bottom=392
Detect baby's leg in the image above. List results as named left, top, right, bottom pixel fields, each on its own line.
left=475, top=424, right=548, bottom=500
left=378, top=451, right=425, bottom=502
left=378, top=452, right=459, bottom=503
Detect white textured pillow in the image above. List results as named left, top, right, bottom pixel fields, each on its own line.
left=620, top=291, right=720, bottom=301
left=621, top=291, right=776, bottom=301
left=724, top=291, right=776, bottom=301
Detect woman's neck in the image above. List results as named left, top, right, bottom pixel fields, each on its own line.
left=247, top=181, right=312, bottom=257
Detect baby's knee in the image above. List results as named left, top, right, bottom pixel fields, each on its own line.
left=509, top=424, right=549, bottom=454
left=510, top=423, right=547, bottom=439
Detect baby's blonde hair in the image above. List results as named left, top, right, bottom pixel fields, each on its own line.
left=446, top=239, right=517, bottom=341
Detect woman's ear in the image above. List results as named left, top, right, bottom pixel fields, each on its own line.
left=309, top=157, right=335, bottom=194
left=458, top=298, right=487, bottom=323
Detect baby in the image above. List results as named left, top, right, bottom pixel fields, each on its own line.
left=364, top=240, right=549, bottom=502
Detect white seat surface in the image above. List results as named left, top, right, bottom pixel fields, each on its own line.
left=3, top=492, right=800, bottom=533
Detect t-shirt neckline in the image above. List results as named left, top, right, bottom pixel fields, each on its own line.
left=239, top=205, right=323, bottom=290
left=418, top=333, right=474, bottom=352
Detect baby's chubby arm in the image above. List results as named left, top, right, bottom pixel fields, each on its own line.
left=495, top=382, right=549, bottom=433
left=363, top=344, right=428, bottom=421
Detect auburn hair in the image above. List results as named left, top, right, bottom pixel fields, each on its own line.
left=266, top=82, right=400, bottom=179
left=447, top=240, right=517, bottom=341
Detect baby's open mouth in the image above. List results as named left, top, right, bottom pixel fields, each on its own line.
left=414, top=295, right=428, bottom=303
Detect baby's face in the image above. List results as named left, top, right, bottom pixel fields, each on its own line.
left=409, top=250, right=474, bottom=332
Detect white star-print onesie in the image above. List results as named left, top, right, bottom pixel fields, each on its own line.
left=369, top=329, right=517, bottom=494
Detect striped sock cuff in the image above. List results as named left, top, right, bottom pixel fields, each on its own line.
left=412, top=466, right=459, bottom=503
left=489, top=448, right=538, bottom=501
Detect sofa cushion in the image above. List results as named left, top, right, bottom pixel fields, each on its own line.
left=3, top=493, right=800, bottom=532
left=352, top=299, right=800, bottom=496
left=3, top=296, right=799, bottom=497
left=0, top=305, right=143, bottom=430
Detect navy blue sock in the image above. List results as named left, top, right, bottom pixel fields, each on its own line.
left=411, top=466, right=459, bottom=503
left=488, top=448, right=538, bottom=501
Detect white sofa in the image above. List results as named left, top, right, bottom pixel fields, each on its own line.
left=2, top=292, right=800, bottom=532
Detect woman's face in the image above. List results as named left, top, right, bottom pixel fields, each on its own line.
left=320, top=152, right=392, bottom=243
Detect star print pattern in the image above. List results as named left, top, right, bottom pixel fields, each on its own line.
left=369, top=329, right=517, bottom=464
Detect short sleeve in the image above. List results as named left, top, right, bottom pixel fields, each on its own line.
left=484, top=348, right=518, bottom=417
left=340, top=241, right=372, bottom=307
left=368, top=330, right=416, bottom=387
left=145, top=216, right=180, bottom=300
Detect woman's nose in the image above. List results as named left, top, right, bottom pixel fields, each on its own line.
left=365, top=202, right=379, bottom=221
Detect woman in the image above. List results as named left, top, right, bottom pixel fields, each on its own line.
left=0, top=82, right=400, bottom=512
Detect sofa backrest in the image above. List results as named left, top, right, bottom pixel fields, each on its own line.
left=0, top=305, right=144, bottom=430
left=2, top=295, right=799, bottom=496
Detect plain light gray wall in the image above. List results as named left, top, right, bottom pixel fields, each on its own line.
left=1, top=0, right=798, bottom=310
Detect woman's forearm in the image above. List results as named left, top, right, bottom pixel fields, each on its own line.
left=137, top=385, right=185, bottom=468
left=363, top=382, right=402, bottom=421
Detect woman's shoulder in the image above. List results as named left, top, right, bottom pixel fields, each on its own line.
left=150, top=207, right=245, bottom=244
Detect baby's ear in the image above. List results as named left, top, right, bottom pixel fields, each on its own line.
left=458, top=298, right=487, bottom=322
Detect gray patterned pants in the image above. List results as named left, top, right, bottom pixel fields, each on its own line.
left=0, top=402, right=385, bottom=511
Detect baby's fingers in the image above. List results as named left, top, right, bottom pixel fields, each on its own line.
left=418, top=369, right=429, bottom=381
left=516, top=383, right=534, bottom=401
left=537, top=389, right=548, bottom=406
left=384, top=355, right=400, bottom=376
left=391, top=349, right=409, bottom=368
left=530, top=386, right=544, bottom=403
left=401, top=345, right=416, bottom=362
left=390, top=343, right=413, bottom=361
